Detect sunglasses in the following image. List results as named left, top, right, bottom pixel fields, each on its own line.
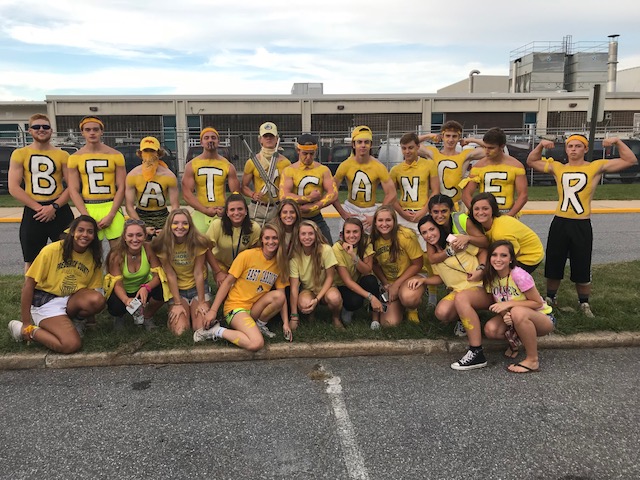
left=31, top=125, right=51, bottom=130
left=125, top=218, right=146, bottom=226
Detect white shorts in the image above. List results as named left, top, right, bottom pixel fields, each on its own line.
left=30, top=296, right=70, bottom=325
left=341, top=200, right=378, bottom=234
left=397, top=213, right=426, bottom=249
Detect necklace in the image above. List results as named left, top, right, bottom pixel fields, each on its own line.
left=499, top=273, right=511, bottom=302
left=443, top=251, right=468, bottom=275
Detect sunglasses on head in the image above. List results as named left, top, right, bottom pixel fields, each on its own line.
left=125, top=218, right=146, bottom=226
left=31, top=125, right=51, bottom=130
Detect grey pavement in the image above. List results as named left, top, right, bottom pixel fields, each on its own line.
left=1, top=348, right=639, bottom=480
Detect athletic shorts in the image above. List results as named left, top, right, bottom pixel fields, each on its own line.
left=222, top=308, right=252, bottom=327
left=396, top=210, right=425, bottom=249
left=192, top=210, right=216, bottom=234
left=30, top=296, right=69, bottom=326
left=20, top=202, right=74, bottom=263
left=544, top=216, right=593, bottom=284
left=341, top=201, right=378, bottom=234
left=136, top=208, right=169, bottom=231
left=85, top=200, right=125, bottom=240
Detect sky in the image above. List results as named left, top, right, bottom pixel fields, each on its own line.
left=1, top=0, right=640, bottom=101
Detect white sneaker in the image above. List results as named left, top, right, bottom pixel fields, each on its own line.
left=370, top=320, right=381, bottom=330
left=193, top=321, right=221, bottom=342
left=341, top=309, right=354, bottom=325
left=257, top=322, right=276, bottom=339
left=8, top=320, right=23, bottom=342
left=453, top=320, right=467, bottom=337
left=580, top=302, right=595, bottom=318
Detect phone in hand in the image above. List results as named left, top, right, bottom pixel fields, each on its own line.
left=126, top=297, right=142, bottom=315
left=447, top=234, right=457, bottom=243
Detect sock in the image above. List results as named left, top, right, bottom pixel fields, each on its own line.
left=470, top=345, right=483, bottom=353
left=546, top=290, right=557, bottom=300
left=215, top=326, right=226, bottom=338
left=578, top=296, right=589, bottom=304
left=256, top=319, right=267, bottom=328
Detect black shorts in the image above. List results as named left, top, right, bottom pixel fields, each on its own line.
left=20, top=203, right=74, bottom=263
left=544, top=216, right=593, bottom=284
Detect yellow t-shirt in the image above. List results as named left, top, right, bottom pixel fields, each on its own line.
left=206, top=218, right=261, bottom=270
left=334, top=156, right=390, bottom=208
left=157, top=242, right=208, bottom=291
left=466, top=163, right=526, bottom=211
left=280, top=163, right=332, bottom=218
left=390, top=158, right=438, bottom=210
left=244, top=155, right=291, bottom=203
left=191, top=157, right=232, bottom=208
left=548, top=159, right=608, bottom=219
left=289, top=244, right=338, bottom=294
left=67, top=152, right=125, bottom=201
left=485, top=216, right=544, bottom=266
left=430, top=245, right=481, bottom=292
left=10, top=147, right=69, bottom=201
left=126, top=171, right=177, bottom=212
left=427, top=146, right=470, bottom=204
left=332, top=241, right=375, bottom=287
left=224, top=247, right=287, bottom=313
left=373, top=226, right=423, bottom=281
left=26, top=241, right=102, bottom=297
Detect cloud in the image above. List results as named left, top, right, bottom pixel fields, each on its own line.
left=0, top=0, right=638, bottom=100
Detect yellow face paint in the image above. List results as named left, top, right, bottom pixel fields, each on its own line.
left=461, top=318, right=474, bottom=331
left=231, top=337, right=240, bottom=346
left=243, top=317, right=256, bottom=328
left=141, top=151, right=160, bottom=181
left=171, top=223, right=189, bottom=231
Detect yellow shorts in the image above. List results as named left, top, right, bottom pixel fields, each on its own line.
left=86, top=201, right=125, bottom=240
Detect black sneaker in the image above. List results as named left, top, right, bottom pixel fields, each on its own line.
left=450, top=348, right=488, bottom=371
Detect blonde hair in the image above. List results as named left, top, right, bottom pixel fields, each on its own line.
left=29, top=113, right=50, bottom=126
left=292, top=220, right=328, bottom=287
left=260, top=222, right=289, bottom=283
left=152, top=208, right=211, bottom=264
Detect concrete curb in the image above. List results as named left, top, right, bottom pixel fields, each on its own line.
left=1, top=332, right=639, bottom=371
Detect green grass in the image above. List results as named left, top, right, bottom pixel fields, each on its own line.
left=2, top=260, right=639, bottom=355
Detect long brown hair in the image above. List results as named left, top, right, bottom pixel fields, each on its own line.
left=370, top=205, right=401, bottom=263
left=260, top=222, right=289, bottom=283
left=292, top=220, right=328, bottom=286
left=275, top=199, right=301, bottom=255
left=342, top=217, right=370, bottom=258
left=152, top=208, right=210, bottom=263
left=63, top=215, right=102, bottom=267
left=107, top=219, right=146, bottom=273
left=483, top=240, right=517, bottom=289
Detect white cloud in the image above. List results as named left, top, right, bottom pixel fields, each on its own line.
left=0, top=0, right=639, bottom=100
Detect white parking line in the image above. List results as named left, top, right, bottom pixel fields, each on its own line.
left=325, top=373, right=370, bottom=480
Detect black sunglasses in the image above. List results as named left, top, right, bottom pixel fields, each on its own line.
left=31, top=125, right=51, bottom=130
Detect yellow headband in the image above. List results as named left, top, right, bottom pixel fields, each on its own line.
left=566, top=135, right=588, bottom=147
left=352, top=126, right=373, bottom=142
left=297, top=144, right=318, bottom=152
left=200, top=127, right=219, bottom=140
left=79, top=117, right=104, bottom=130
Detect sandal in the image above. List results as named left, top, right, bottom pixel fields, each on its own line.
left=504, top=346, right=519, bottom=359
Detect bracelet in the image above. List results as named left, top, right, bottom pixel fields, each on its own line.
left=141, top=283, right=152, bottom=293
left=290, top=313, right=299, bottom=318
left=445, top=246, right=455, bottom=257
left=353, top=256, right=360, bottom=265
left=475, top=264, right=486, bottom=271
left=367, top=293, right=372, bottom=301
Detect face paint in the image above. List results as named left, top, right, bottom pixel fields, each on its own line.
left=461, top=318, right=474, bottom=331
left=141, top=151, right=160, bottom=181
left=243, top=317, right=256, bottom=328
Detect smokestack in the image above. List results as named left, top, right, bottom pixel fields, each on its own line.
left=607, top=34, right=619, bottom=93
